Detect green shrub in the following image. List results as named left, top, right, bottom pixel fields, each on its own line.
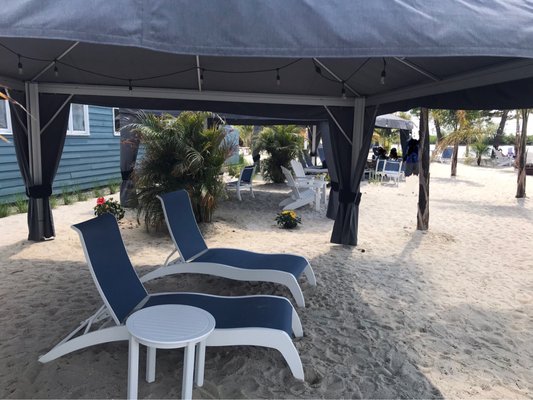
left=0, top=203, right=10, bottom=218
left=77, top=190, right=89, bottom=201
left=256, top=125, right=303, bottom=183
left=14, top=196, right=28, bottom=213
left=49, top=196, right=59, bottom=209
left=62, top=187, right=73, bottom=205
left=133, top=111, right=234, bottom=229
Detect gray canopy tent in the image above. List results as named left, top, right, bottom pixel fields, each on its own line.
left=1, top=0, right=533, bottom=245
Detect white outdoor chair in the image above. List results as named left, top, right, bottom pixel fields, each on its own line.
left=290, top=159, right=317, bottom=182
left=226, top=165, right=255, bottom=201
left=382, top=160, right=403, bottom=186
left=279, top=166, right=317, bottom=211
left=375, top=159, right=386, bottom=181
left=142, top=190, right=316, bottom=308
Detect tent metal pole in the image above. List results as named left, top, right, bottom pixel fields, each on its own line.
left=41, top=94, right=73, bottom=134
left=0, top=75, right=24, bottom=91
left=26, top=82, right=44, bottom=239
left=196, top=56, right=203, bottom=92
left=38, top=83, right=353, bottom=107
left=350, top=98, right=366, bottom=184
left=313, top=58, right=361, bottom=97
left=311, top=125, right=317, bottom=164
left=31, top=41, right=80, bottom=82
left=393, top=58, right=441, bottom=82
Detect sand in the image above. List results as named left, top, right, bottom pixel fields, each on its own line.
left=0, top=162, right=532, bottom=399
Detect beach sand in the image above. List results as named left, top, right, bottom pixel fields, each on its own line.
left=0, top=162, right=532, bottom=399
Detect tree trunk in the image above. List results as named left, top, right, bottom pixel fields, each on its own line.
left=451, top=142, right=459, bottom=176
left=417, top=108, right=430, bottom=230
left=516, top=109, right=528, bottom=198
left=434, top=118, right=442, bottom=144
left=494, top=110, right=509, bottom=147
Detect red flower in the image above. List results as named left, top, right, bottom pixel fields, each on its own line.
left=96, top=197, right=105, bottom=205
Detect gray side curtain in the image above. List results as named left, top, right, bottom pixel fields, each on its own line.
left=399, top=129, right=411, bottom=157
left=119, top=109, right=141, bottom=207
left=9, top=91, right=71, bottom=241
left=320, top=121, right=338, bottom=219
left=329, top=106, right=378, bottom=245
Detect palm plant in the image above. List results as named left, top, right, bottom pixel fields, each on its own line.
left=133, top=111, right=234, bottom=230
left=237, top=125, right=254, bottom=148
left=472, top=139, right=490, bottom=166
left=256, top=125, right=303, bottom=183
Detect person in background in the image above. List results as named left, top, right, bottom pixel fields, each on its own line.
left=377, top=146, right=388, bottom=159
left=389, top=147, right=399, bottom=160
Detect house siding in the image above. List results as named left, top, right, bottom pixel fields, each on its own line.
left=0, top=106, right=122, bottom=203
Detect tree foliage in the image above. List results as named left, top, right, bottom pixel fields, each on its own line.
left=256, top=125, right=303, bottom=183
left=132, top=112, right=234, bottom=230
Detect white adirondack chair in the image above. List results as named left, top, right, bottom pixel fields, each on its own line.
left=279, top=166, right=317, bottom=210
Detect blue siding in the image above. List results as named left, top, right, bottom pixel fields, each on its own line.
left=0, top=106, right=122, bottom=203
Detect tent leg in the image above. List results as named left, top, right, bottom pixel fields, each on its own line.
left=349, top=98, right=366, bottom=245
left=26, top=82, right=44, bottom=240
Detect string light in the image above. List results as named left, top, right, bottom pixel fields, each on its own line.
left=128, top=79, right=132, bottom=91
left=54, top=60, right=59, bottom=77
left=200, top=68, right=204, bottom=84
left=17, top=54, right=23, bottom=75
left=380, top=58, right=387, bottom=85
left=276, top=68, right=280, bottom=86
left=341, top=82, right=346, bottom=99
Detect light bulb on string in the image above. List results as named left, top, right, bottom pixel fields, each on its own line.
left=17, top=55, right=23, bottom=75
left=200, top=68, right=204, bottom=85
left=128, top=79, right=133, bottom=91
left=341, top=82, right=346, bottom=99
left=54, top=61, right=59, bottom=77
left=380, top=58, right=387, bottom=85
left=276, top=68, right=280, bottom=86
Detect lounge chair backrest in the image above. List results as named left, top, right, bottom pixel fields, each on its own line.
left=72, top=213, right=148, bottom=324
left=303, top=153, right=313, bottom=168
left=290, top=159, right=306, bottom=179
left=281, top=166, right=301, bottom=197
left=158, top=190, right=208, bottom=261
left=384, top=160, right=401, bottom=173
left=376, top=159, right=386, bottom=173
left=240, top=165, right=255, bottom=184
left=442, top=147, right=453, bottom=159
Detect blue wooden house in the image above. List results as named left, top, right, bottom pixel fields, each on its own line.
left=0, top=101, right=122, bottom=203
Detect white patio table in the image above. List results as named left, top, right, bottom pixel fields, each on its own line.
left=126, top=304, right=216, bottom=400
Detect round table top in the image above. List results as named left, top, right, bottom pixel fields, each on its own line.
left=126, top=305, right=215, bottom=348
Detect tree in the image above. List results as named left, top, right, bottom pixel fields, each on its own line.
left=516, top=109, right=529, bottom=198
left=493, top=110, right=509, bottom=147
left=472, top=138, right=490, bottom=166
left=417, top=108, right=430, bottom=230
left=237, top=125, right=254, bottom=148
left=256, top=125, right=303, bottom=183
left=133, top=112, right=234, bottom=229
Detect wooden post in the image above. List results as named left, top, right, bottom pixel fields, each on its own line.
left=417, top=108, right=430, bottom=230
left=516, top=109, right=528, bottom=198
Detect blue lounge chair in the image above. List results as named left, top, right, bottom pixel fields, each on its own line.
left=141, top=190, right=316, bottom=307
left=438, top=147, right=453, bottom=163
left=382, top=160, right=403, bottom=186
left=226, top=165, right=255, bottom=201
left=39, top=213, right=304, bottom=381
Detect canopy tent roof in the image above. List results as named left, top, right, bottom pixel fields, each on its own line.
left=1, top=0, right=533, bottom=111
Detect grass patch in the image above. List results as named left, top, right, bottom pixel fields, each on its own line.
left=14, top=196, right=28, bottom=213
left=62, top=187, right=74, bottom=205
left=108, top=180, right=120, bottom=195
left=49, top=196, right=59, bottom=209
left=93, top=187, right=104, bottom=198
left=0, top=203, right=10, bottom=218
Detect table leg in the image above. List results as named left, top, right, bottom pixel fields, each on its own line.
left=128, top=337, right=139, bottom=400
left=146, top=346, right=156, bottom=383
left=182, top=342, right=195, bottom=400
left=195, top=340, right=206, bottom=387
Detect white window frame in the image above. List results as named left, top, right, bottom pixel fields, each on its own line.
left=67, top=104, right=90, bottom=136
left=112, top=107, right=120, bottom=136
left=0, top=100, right=13, bottom=135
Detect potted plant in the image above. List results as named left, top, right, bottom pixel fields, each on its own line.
left=275, top=210, right=301, bottom=229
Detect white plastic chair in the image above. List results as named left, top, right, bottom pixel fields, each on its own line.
left=280, top=166, right=317, bottom=211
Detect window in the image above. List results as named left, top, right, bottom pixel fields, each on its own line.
left=113, top=108, right=120, bottom=136
left=0, top=100, right=13, bottom=135
left=67, top=104, right=90, bottom=136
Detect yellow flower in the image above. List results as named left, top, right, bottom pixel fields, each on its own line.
left=289, top=211, right=297, bottom=219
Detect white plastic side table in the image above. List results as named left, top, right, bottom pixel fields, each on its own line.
left=126, top=304, right=215, bottom=400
